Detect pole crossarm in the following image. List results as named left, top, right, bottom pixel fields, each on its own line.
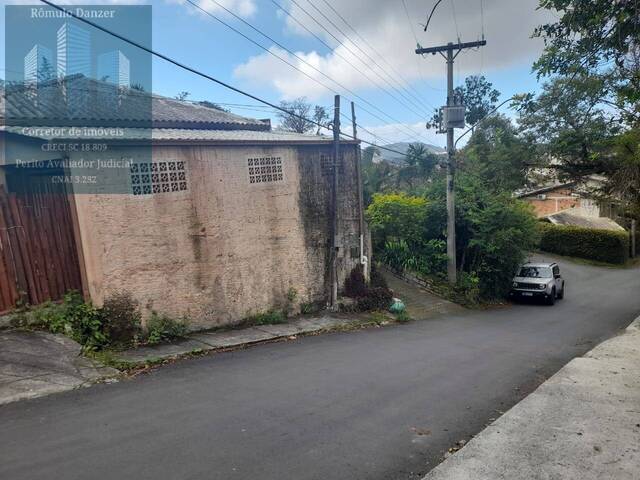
left=415, top=40, right=486, bottom=55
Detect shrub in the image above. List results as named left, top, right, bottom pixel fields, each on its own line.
left=101, top=291, right=142, bottom=347
left=356, top=287, right=393, bottom=312
left=538, top=222, right=629, bottom=264
left=344, top=265, right=368, bottom=298
left=145, top=312, right=189, bottom=345
left=300, top=301, right=322, bottom=315
left=395, top=311, right=412, bottom=323
left=32, top=292, right=108, bottom=351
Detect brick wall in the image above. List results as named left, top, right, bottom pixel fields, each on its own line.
left=71, top=143, right=362, bottom=329
left=522, top=188, right=579, bottom=217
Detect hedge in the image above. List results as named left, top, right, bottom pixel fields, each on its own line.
left=538, top=222, right=629, bottom=264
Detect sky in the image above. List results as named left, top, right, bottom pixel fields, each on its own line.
left=0, top=0, right=556, bottom=147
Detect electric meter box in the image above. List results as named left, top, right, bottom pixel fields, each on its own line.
left=443, top=105, right=466, bottom=129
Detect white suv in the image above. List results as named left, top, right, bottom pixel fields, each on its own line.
left=509, top=262, right=565, bottom=305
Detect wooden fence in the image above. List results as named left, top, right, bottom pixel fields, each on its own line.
left=0, top=187, right=82, bottom=313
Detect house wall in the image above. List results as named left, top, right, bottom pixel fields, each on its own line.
left=522, top=188, right=599, bottom=217
left=71, top=143, right=361, bottom=329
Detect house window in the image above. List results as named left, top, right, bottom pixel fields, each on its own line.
left=248, top=157, right=283, bottom=184
left=320, top=154, right=344, bottom=177
left=130, top=161, right=188, bottom=196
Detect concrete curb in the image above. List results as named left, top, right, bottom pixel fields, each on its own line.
left=113, top=314, right=377, bottom=366
left=422, top=314, right=640, bottom=480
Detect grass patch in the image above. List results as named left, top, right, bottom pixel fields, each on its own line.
left=395, top=311, right=412, bottom=323
left=243, top=309, right=287, bottom=326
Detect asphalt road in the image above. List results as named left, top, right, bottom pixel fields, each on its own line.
left=2, top=255, right=640, bottom=480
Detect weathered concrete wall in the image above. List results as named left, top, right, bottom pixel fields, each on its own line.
left=72, top=143, right=361, bottom=329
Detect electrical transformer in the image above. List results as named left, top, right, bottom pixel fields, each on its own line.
left=443, top=105, right=466, bottom=129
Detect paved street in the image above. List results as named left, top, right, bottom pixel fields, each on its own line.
left=2, top=256, right=640, bottom=480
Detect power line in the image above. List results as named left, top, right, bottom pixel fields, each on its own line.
left=423, top=0, right=445, bottom=33
left=37, top=0, right=414, bottom=158
left=451, top=0, right=461, bottom=42
left=183, top=0, right=429, bottom=142
left=283, top=0, right=434, bottom=140
left=188, top=0, right=434, bottom=121
left=400, top=0, right=444, bottom=95
left=268, top=0, right=436, bottom=142
left=307, top=0, right=434, bottom=112
left=480, top=0, right=485, bottom=40
left=318, top=0, right=441, bottom=97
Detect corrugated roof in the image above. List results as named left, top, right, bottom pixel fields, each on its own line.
left=3, top=126, right=344, bottom=145
left=545, top=210, right=625, bottom=231
left=0, top=75, right=269, bottom=131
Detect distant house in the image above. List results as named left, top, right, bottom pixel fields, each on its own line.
left=0, top=76, right=367, bottom=328
left=516, top=182, right=601, bottom=218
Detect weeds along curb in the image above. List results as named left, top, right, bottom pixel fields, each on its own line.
left=95, top=312, right=411, bottom=376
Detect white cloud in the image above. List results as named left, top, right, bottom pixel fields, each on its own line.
left=167, top=0, right=256, bottom=18
left=235, top=0, right=555, bottom=101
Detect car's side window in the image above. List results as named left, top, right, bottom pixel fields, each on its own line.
left=553, top=266, right=560, bottom=277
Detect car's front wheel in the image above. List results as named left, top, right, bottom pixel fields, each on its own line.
left=547, top=288, right=556, bottom=305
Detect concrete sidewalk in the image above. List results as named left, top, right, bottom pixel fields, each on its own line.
left=0, top=314, right=372, bottom=406
left=0, top=331, right=118, bottom=406
left=115, top=314, right=368, bottom=364
left=423, top=316, right=640, bottom=480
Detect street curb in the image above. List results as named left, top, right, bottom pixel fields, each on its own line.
left=422, top=313, right=640, bottom=479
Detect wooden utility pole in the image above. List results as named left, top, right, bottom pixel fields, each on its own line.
left=416, top=39, right=486, bottom=284
left=351, top=101, right=368, bottom=280
left=330, top=95, right=341, bottom=310
left=632, top=219, right=637, bottom=258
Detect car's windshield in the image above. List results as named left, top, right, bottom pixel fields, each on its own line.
left=518, top=266, right=553, bottom=278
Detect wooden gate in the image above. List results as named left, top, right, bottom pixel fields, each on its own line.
left=0, top=187, right=83, bottom=313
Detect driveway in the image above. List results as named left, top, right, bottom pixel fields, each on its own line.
left=1, top=255, right=639, bottom=480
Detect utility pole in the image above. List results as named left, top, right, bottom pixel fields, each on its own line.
left=416, top=39, right=486, bottom=284
left=351, top=101, right=368, bottom=280
left=330, top=95, right=341, bottom=310
left=631, top=219, right=637, bottom=258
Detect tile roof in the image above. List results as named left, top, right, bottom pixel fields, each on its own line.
left=0, top=75, right=270, bottom=131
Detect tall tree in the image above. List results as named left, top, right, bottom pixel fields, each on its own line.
left=396, top=143, right=439, bottom=190
left=313, top=106, right=329, bottom=135
left=277, top=97, right=315, bottom=133
left=454, top=75, right=501, bottom=126
left=516, top=76, right=616, bottom=179
left=533, top=0, right=640, bottom=125
left=462, top=115, right=534, bottom=193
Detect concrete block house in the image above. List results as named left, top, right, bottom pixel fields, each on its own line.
left=0, top=76, right=367, bottom=328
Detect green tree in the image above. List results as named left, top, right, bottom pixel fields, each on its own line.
left=604, top=128, right=640, bottom=219
left=516, top=76, right=616, bottom=179
left=396, top=143, right=439, bottom=190
left=424, top=175, right=539, bottom=300
left=462, top=115, right=533, bottom=192
left=533, top=0, right=640, bottom=125
left=454, top=75, right=501, bottom=126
